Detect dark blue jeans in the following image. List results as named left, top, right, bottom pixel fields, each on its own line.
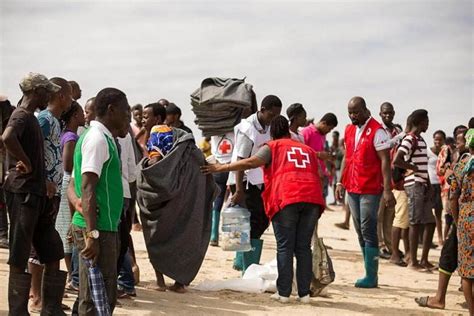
left=212, top=172, right=229, bottom=212
left=272, top=202, right=321, bottom=297
left=347, top=193, right=381, bottom=248
left=71, top=246, right=79, bottom=287
left=118, top=252, right=135, bottom=292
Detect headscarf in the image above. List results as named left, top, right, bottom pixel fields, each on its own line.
left=464, top=128, right=474, bottom=174
left=147, top=125, right=174, bottom=159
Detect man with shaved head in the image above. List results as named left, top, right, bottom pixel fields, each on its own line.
left=377, top=102, right=403, bottom=260
left=29, top=77, right=73, bottom=312
left=336, top=96, right=395, bottom=288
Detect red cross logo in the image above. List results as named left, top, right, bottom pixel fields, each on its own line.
left=287, top=147, right=310, bottom=168
left=218, top=139, right=233, bottom=154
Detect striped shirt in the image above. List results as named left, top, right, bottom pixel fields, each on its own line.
left=398, top=134, right=429, bottom=187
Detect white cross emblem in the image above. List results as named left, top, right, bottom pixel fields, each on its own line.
left=287, top=147, right=310, bottom=168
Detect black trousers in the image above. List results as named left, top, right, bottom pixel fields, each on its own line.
left=0, top=187, right=7, bottom=240
left=117, top=198, right=132, bottom=272
left=245, top=184, right=268, bottom=239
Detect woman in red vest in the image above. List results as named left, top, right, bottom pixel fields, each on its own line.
left=201, top=115, right=325, bottom=304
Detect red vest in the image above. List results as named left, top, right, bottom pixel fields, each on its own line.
left=342, top=118, right=384, bottom=194
left=261, top=138, right=325, bottom=220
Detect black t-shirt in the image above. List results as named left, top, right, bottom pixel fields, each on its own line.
left=3, top=108, right=46, bottom=196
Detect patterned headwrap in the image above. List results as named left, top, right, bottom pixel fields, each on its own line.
left=466, top=128, right=474, bottom=149
left=464, top=129, right=474, bottom=174
left=147, top=125, right=174, bottom=159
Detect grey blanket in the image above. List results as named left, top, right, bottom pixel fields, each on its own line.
left=136, top=129, right=217, bottom=285
left=191, top=77, right=255, bottom=137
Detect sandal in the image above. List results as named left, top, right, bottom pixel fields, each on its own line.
left=414, top=296, right=444, bottom=309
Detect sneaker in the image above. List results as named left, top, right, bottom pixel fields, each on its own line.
left=270, top=292, right=289, bottom=303
left=297, top=295, right=310, bottom=304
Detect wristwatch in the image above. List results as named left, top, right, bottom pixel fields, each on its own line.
left=86, top=229, right=99, bottom=239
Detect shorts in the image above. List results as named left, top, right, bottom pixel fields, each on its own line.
left=392, top=189, right=409, bottom=229
left=405, top=182, right=436, bottom=225
left=431, top=184, right=443, bottom=212
left=438, top=225, right=458, bottom=274
left=6, top=191, right=64, bottom=270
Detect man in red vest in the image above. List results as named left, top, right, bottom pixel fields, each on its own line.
left=336, top=96, right=396, bottom=288
left=202, top=115, right=325, bottom=304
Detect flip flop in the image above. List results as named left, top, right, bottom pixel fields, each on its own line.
left=390, top=259, right=407, bottom=267
left=414, top=296, right=444, bottom=309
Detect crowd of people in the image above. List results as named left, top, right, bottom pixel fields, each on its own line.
left=0, top=72, right=472, bottom=315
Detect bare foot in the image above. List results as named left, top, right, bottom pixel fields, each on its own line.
left=409, top=262, right=429, bottom=272
left=132, top=223, right=142, bottom=232
left=415, top=296, right=445, bottom=309
left=29, top=298, right=42, bottom=312
left=426, top=297, right=445, bottom=309
left=420, top=261, right=436, bottom=270
left=146, top=284, right=167, bottom=292
left=168, top=283, right=186, bottom=293
left=389, top=256, right=407, bottom=267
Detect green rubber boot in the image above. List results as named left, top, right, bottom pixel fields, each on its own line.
left=242, top=239, right=264, bottom=273
left=210, top=210, right=220, bottom=246
left=355, top=247, right=379, bottom=288
left=233, top=252, right=243, bottom=271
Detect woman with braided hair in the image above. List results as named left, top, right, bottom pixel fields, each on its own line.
left=55, top=101, right=85, bottom=289
left=202, top=115, right=325, bottom=304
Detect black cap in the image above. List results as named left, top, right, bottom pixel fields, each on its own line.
left=286, top=103, right=305, bottom=121
left=166, top=102, right=181, bottom=116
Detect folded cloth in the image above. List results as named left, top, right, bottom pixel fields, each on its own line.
left=191, top=78, right=255, bottom=137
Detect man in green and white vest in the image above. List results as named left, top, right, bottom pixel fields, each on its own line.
left=68, top=87, right=130, bottom=315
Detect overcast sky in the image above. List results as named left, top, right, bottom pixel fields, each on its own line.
left=1, top=0, right=472, bottom=143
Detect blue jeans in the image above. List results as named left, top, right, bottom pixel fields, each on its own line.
left=118, top=252, right=135, bottom=292
left=347, top=193, right=381, bottom=248
left=272, top=202, right=321, bottom=297
left=71, top=245, right=79, bottom=287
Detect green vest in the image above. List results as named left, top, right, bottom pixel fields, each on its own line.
left=71, top=128, right=123, bottom=232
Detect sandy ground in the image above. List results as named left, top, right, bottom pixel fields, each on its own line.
left=0, top=205, right=468, bottom=316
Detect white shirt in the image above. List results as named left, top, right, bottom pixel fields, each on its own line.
left=80, top=120, right=113, bottom=177
left=427, top=147, right=440, bottom=184
left=118, top=133, right=137, bottom=199
left=354, top=117, right=390, bottom=152
left=290, top=130, right=305, bottom=143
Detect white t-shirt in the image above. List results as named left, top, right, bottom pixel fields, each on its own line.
left=427, top=147, right=440, bottom=184
left=354, top=117, right=390, bottom=152
left=118, top=133, right=137, bottom=198
left=80, top=120, right=113, bottom=177
left=290, top=130, right=305, bottom=143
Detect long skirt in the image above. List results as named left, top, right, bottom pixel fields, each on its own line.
left=55, top=173, right=72, bottom=254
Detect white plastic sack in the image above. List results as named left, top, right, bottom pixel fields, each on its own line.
left=193, top=260, right=278, bottom=293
